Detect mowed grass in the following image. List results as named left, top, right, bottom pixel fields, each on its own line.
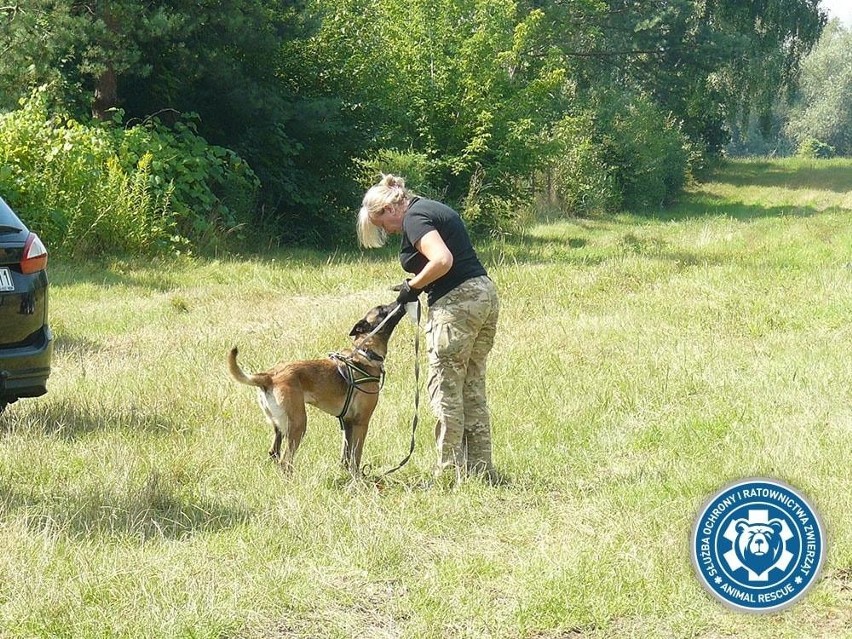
left=1, top=158, right=850, bottom=638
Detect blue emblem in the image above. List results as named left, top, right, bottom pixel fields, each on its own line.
left=692, top=478, right=825, bottom=612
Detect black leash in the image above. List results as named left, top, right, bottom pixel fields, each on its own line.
left=378, top=300, right=421, bottom=478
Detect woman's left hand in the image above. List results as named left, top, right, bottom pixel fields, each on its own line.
left=394, top=280, right=422, bottom=304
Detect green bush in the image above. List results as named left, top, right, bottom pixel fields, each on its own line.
left=459, top=165, right=522, bottom=238
left=357, top=148, right=520, bottom=238
left=113, top=114, right=260, bottom=244
left=598, top=95, right=692, bottom=210
left=0, top=90, right=173, bottom=255
left=796, top=138, right=836, bottom=159
left=356, top=148, right=438, bottom=198
left=547, top=113, right=617, bottom=215
left=0, top=88, right=259, bottom=256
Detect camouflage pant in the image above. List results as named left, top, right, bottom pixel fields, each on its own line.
left=426, top=275, right=500, bottom=477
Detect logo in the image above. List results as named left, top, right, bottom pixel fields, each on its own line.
left=692, top=478, right=825, bottom=612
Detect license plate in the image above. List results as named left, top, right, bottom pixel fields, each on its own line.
left=0, top=267, right=14, bottom=292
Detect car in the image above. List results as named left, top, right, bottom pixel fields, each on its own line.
left=0, top=195, right=53, bottom=415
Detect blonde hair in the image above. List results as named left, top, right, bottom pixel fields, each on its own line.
left=356, top=174, right=412, bottom=248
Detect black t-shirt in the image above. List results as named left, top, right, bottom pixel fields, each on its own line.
left=400, top=197, right=487, bottom=304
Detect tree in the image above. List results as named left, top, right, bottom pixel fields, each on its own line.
left=786, top=19, right=852, bottom=156
left=0, top=0, right=832, bottom=246
left=304, top=0, right=576, bottom=206
left=542, top=0, right=826, bottom=153
left=0, top=2, right=160, bottom=118
left=0, top=0, right=369, bottom=243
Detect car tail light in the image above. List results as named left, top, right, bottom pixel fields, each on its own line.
left=21, top=233, right=48, bottom=274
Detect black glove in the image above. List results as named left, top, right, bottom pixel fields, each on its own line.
left=394, top=279, right=422, bottom=305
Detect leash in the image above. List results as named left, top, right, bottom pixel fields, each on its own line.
left=377, top=300, right=421, bottom=479
left=362, top=302, right=406, bottom=341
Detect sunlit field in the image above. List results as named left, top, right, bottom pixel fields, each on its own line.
left=1, top=158, right=850, bottom=638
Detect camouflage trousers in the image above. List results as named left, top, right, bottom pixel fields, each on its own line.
left=425, top=275, right=500, bottom=478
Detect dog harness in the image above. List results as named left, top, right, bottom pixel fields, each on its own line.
left=328, top=350, right=385, bottom=430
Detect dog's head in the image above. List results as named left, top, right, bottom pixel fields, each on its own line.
left=349, top=303, right=405, bottom=344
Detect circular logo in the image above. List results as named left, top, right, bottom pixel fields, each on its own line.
left=691, top=478, right=825, bottom=612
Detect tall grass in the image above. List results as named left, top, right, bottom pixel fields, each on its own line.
left=1, top=158, right=850, bottom=638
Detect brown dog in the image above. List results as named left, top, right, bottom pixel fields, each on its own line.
left=228, top=303, right=404, bottom=474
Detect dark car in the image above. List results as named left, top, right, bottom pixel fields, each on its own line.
left=0, top=196, right=53, bottom=415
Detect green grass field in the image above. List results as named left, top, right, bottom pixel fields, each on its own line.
left=1, top=158, right=851, bottom=638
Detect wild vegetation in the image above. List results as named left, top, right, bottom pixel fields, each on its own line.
left=1, top=158, right=849, bottom=637
left=728, top=17, right=852, bottom=157
left=0, top=1, right=835, bottom=252
left=0, top=90, right=258, bottom=255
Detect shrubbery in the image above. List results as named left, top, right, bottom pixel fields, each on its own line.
left=357, top=94, right=695, bottom=232
left=357, top=149, right=436, bottom=198
left=0, top=89, right=259, bottom=256
left=546, top=112, right=617, bottom=215
left=358, top=148, right=524, bottom=238
left=526, top=96, right=693, bottom=219
left=597, top=95, right=692, bottom=210
left=0, top=87, right=697, bottom=255
left=114, top=114, right=260, bottom=246
left=796, top=138, right=836, bottom=158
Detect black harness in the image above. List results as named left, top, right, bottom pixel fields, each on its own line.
left=328, top=349, right=385, bottom=431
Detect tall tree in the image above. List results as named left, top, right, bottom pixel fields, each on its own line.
left=1, top=1, right=159, bottom=118
left=304, top=0, right=577, bottom=204
left=532, top=0, right=826, bottom=152
left=785, top=19, right=852, bottom=155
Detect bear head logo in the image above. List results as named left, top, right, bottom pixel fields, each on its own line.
left=732, top=519, right=785, bottom=578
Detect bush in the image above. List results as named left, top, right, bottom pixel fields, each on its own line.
left=598, top=94, right=692, bottom=210
left=113, top=114, right=260, bottom=244
left=356, top=148, right=438, bottom=198
left=356, top=149, right=518, bottom=238
left=459, top=165, right=522, bottom=238
left=0, top=90, right=175, bottom=255
left=0, top=89, right=259, bottom=256
left=796, top=138, right=836, bottom=159
left=546, top=113, right=617, bottom=215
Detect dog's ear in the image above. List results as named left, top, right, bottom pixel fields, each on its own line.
left=349, top=319, right=371, bottom=337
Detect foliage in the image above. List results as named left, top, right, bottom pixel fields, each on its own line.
left=725, top=109, right=795, bottom=157
left=596, top=94, right=693, bottom=210
left=0, top=90, right=259, bottom=256
left=795, top=138, right=836, bottom=159
left=307, top=0, right=571, bottom=211
left=0, top=91, right=175, bottom=255
left=0, top=0, right=830, bottom=246
left=545, top=113, right=617, bottom=216
left=725, top=19, right=852, bottom=158
left=459, top=165, right=524, bottom=237
left=356, top=149, right=437, bottom=198
left=785, top=20, right=852, bottom=156
left=536, top=0, right=825, bottom=155
left=0, top=0, right=347, bottom=246
left=305, top=0, right=821, bottom=228
left=112, top=114, right=260, bottom=243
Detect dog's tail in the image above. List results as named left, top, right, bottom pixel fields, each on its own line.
left=228, top=347, right=271, bottom=389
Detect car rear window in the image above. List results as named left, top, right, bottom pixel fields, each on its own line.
left=0, top=197, right=25, bottom=230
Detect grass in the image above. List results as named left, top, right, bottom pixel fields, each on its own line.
left=1, top=157, right=851, bottom=637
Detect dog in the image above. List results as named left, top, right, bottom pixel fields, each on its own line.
left=228, top=303, right=405, bottom=474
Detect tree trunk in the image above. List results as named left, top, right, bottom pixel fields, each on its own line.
left=91, top=4, right=120, bottom=120
left=92, top=66, right=118, bottom=120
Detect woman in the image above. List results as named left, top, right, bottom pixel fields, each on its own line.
left=357, top=174, right=500, bottom=482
